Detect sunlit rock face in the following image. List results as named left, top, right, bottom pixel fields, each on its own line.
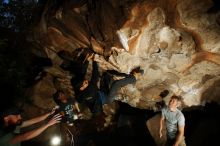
left=31, top=0, right=220, bottom=112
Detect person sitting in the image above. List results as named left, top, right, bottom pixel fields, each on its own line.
left=0, top=106, right=61, bottom=146
left=53, top=90, right=81, bottom=126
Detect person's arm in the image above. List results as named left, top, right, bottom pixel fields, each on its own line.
left=81, top=60, right=89, bottom=78
left=69, top=98, right=80, bottom=113
left=21, top=109, right=56, bottom=128
left=10, top=114, right=61, bottom=144
left=90, top=61, right=99, bottom=85
left=73, top=102, right=83, bottom=119
left=74, top=102, right=80, bottom=113
left=159, top=116, right=165, bottom=138
left=173, top=126, right=185, bottom=146
left=159, top=108, right=166, bottom=138
left=174, top=114, right=185, bottom=146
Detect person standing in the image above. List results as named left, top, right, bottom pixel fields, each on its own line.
left=159, top=95, right=186, bottom=146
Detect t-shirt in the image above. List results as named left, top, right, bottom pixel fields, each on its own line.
left=59, top=98, right=76, bottom=123
left=0, top=126, right=20, bottom=146
left=162, top=106, right=185, bottom=139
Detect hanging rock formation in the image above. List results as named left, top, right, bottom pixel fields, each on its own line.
left=29, top=0, right=220, bottom=110
left=20, top=0, right=220, bottom=145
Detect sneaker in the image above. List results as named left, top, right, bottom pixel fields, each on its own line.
left=131, top=66, right=144, bottom=75
left=159, top=90, right=169, bottom=98
left=132, top=67, right=144, bottom=80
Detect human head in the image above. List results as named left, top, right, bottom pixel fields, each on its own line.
left=1, top=107, right=23, bottom=131
left=53, top=90, right=67, bottom=104
left=168, top=95, right=182, bottom=110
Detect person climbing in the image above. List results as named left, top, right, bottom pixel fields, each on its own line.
left=159, top=95, right=186, bottom=146
left=0, top=106, right=61, bottom=146
left=75, top=54, right=144, bottom=116
left=53, top=90, right=81, bottom=126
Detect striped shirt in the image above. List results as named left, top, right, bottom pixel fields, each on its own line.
left=162, top=106, right=185, bottom=139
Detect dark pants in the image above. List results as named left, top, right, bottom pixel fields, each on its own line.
left=85, top=96, right=103, bottom=115
left=165, top=137, right=186, bottom=146
left=99, top=75, right=136, bottom=104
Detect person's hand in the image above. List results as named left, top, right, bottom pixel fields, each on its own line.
left=83, top=53, right=94, bottom=63
left=47, top=114, right=62, bottom=127
left=47, top=106, right=59, bottom=118
left=87, top=53, right=94, bottom=61
left=51, top=106, right=59, bottom=114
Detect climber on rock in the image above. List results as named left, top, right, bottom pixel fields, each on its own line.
left=75, top=54, right=144, bottom=116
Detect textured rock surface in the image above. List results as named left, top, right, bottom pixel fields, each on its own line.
left=23, top=0, right=220, bottom=144
left=30, top=0, right=220, bottom=109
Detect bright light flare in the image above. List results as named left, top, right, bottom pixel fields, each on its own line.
left=51, top=136, right=61, bottom=146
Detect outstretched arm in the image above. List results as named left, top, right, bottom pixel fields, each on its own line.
left=159, top=116, right=164, bottom=138
left=10, top=114, right=61, bottom=144
left=21, top=108, right=56, bottom=128
left=173, top=126, right=185, bottom=146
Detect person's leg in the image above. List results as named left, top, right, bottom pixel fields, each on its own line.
left=99, top=72, right=113, bottom=94
left=91, top=97, right=103, bottom=115
left=100, top=71, right=128, bottom=94
left=106, top=75, right=136, bottom=103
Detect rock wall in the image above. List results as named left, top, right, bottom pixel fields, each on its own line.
left=19, top=0, right=220, bottom=145
left=28, top=0, right=220, bottom=113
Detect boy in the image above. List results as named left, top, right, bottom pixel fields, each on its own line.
left=53, top=91, right=81, bottom=126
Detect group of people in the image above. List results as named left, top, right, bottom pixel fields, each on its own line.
left=0, top=52, right=186, bottom=146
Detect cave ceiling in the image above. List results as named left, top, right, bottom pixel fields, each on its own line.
left=29, top=0, right=220, bottom=112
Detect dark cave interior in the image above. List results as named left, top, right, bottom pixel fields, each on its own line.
left=1, top=0, right=220, bottom=146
